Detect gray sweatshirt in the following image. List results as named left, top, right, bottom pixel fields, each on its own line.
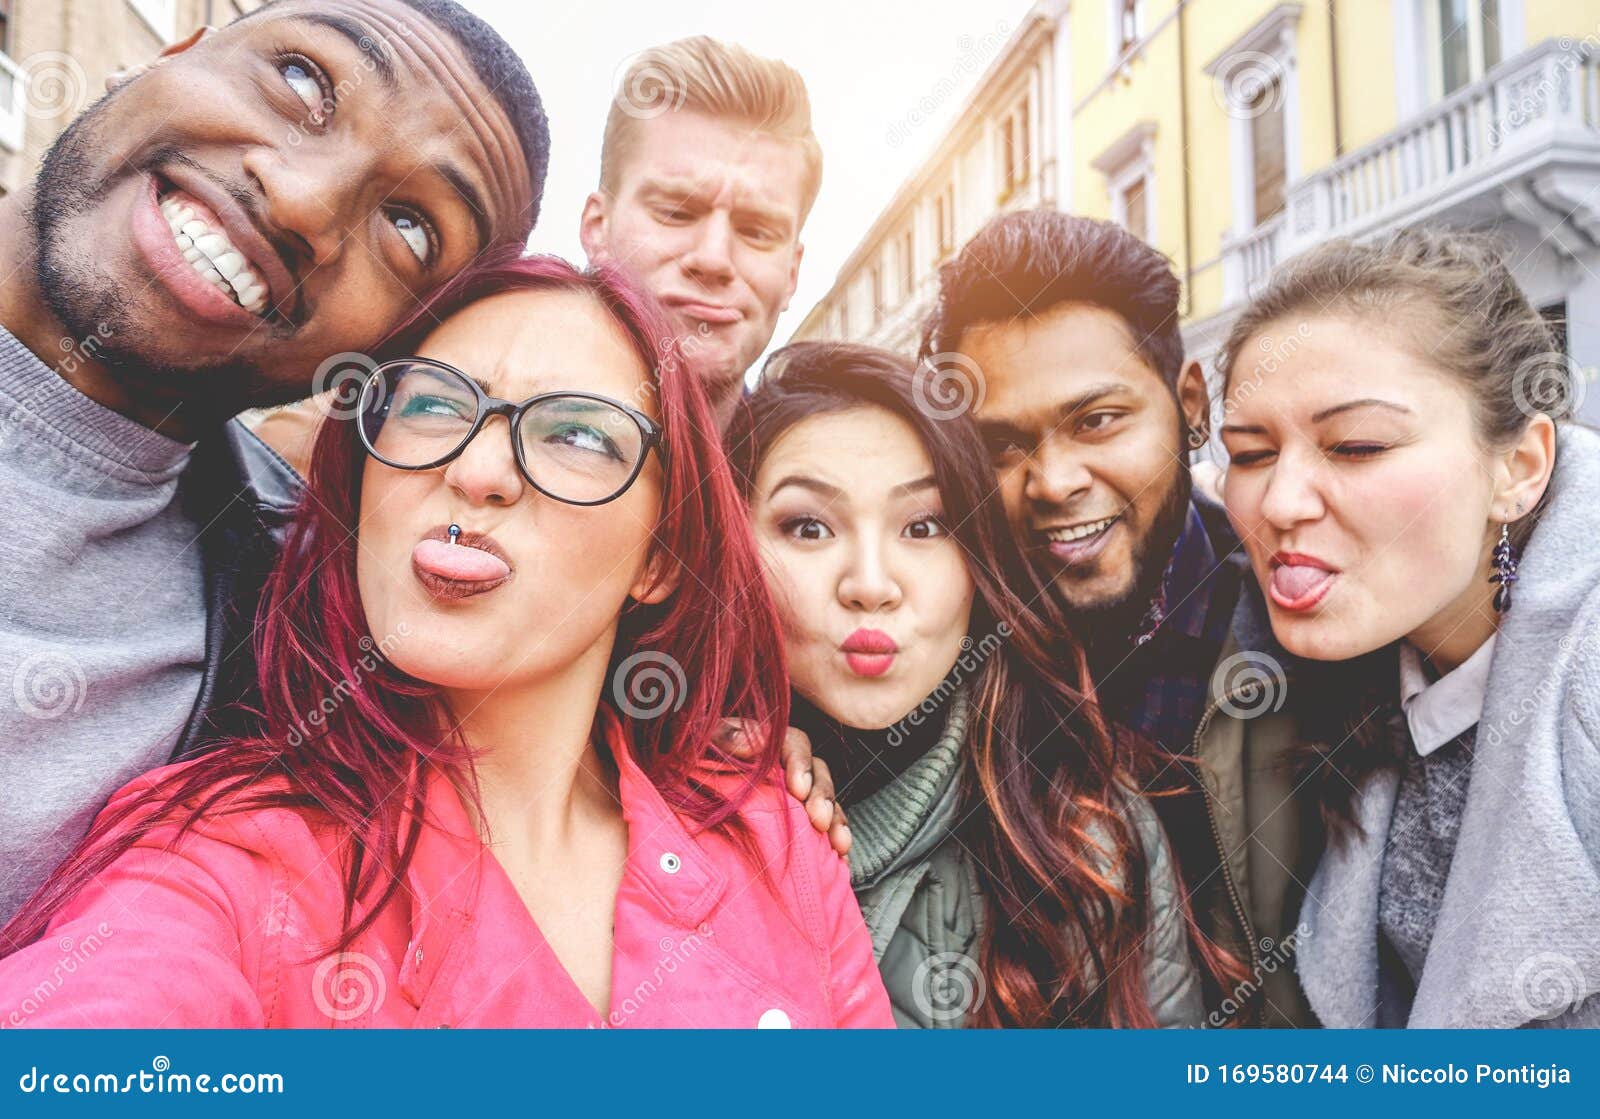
left=0, top=326, right=206, bottom=923
left=1297, top=423, right=1600, bottom=1028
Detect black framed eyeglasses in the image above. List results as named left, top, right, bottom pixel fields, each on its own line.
left=355, top=358, right=667, bottom=507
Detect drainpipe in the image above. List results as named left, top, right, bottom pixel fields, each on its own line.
left=1329, top=0, right=1345, bottom=157
left=1177, top=0, right=1194, bottom=317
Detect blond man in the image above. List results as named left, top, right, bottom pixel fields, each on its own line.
left=580, top=36, right=820, bottom=428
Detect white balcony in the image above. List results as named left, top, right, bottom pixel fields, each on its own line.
left=1283, top=37, right=1600, bottom=257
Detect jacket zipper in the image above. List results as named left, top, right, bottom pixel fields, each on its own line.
left=1189, top=692, right=1262, bottom=1023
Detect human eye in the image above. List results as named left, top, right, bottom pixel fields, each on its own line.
left=1077, top=410, right=1125, bottom=436
left=1329, top=441, right=1390, bottom=459
left=384, top=206, right=437, bottom=266
left=544, top=422, right=624, bottom=461
left=397, top=393, right=471, bottom=421
left=780, top=515, right=833, bottom=542
left=903, top=514, right=948, bottom=540
left=275, top=52, right=333, bottom=123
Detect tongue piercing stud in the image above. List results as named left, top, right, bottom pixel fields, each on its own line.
left=448, top=524, right=461, bottom=545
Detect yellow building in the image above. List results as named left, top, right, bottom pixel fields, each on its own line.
left=1, top=0, right=261, bottom=198
left=793, top=0, right=1600, bottom=425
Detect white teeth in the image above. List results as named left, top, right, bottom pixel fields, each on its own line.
left=1047, top=517, right=1116, bottom=543
left=159, top=191, right=270, bottom=315
left=212, top=250, right=245, bottom=280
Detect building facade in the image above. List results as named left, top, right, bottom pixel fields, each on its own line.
left=1, top=0, right=260, bottom=198
left=793, top=0, right=1600, bottom=427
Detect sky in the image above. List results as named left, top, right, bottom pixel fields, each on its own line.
left=462, top=0, right=1037, bottom=355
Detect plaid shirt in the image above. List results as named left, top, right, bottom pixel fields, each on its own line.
left=1097, top=501, right=1244, bottom=757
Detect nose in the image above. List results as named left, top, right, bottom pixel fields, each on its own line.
left=837, top=534, right=903, bottom=614
left=1258, top=447, right=1327, bottom=529
left=680, top=211, right=736, bottom=287
left=441, top=415, right=525, bottom=508
left=242, top=146, right=351, bottom=268
left=1024, top=438, right=1094, bottom=510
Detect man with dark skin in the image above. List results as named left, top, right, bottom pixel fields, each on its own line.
left=0, top=0, right=550, bottom=921
left=0, top=0, right=538, bottom=436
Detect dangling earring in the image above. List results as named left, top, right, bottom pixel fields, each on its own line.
left=1490, top=523, right=1518, bottom=613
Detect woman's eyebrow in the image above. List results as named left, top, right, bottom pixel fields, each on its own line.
left=892, top=475, right=939, bottom=497
left=767, top=475, right=842, bottom=501
left=1310, top=398, right=1414, bottom=423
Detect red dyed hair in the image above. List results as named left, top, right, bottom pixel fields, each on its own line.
left=2, top=250, right=791, bottom=953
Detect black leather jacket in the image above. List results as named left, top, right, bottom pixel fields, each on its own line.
left=169, top=418, right=304, bottom=762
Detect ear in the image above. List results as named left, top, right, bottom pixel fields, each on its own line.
left=578, top=191, right=612, bottom=266
left=1494, top=413, right=1557, bottom=525
left=628, top=545, right=682, bottom=607
left=107, top=25, right=211, bottom=91
left=1175, top=359, right=1212, bottom=447
left=778, top=241, right=804, bottom=314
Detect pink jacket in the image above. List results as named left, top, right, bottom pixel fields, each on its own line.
left=0, top=720, right=894, bottom=1029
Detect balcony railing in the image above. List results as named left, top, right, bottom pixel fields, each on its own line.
left=1221, top=38, right=1600, bottom=303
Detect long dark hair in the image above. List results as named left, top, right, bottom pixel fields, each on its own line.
left=2, top=252, right=792, bottom=956
left=727, top=340, right=1174, bottom=1026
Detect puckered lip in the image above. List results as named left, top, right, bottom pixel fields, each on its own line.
left=658, top=293, right=743, bottom=325
left=1269, top=550, right=1338, bottom=572
left=840, top=628, right=898, bottom=655
left=154, top=165, right=298, bottom=325
left=420, top=522, right=515, bottom=572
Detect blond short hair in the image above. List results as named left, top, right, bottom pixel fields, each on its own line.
left=600, top=36, right=822, bottom=220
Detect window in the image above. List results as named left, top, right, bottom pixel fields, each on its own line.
left=899, top=227, right=915, bottom=299
left=998, top=96, right=1032, bottom=200
left=870, top=262, right=884, bottom=325
left=1431, top=0, right=1503, bottom=96
left=1113, top=0, right=1144, bottom=57
left=837, top=297, right=850, bottom=339
left=1206, top=4, right=1300, bottom=237
left=1249, top=78, right=1287, bottom=223
left=1117, top=175, right=1150, bottom=242
left=0, top=0, right=11, bottom=55
left=1093, top=121, right=1156, bottom=243
left=934, top=183, right=956, bottom=259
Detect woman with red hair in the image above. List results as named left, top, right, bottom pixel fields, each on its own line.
left=0, top=252, right=893, bottom=1029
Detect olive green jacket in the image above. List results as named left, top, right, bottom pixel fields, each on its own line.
left=844, top=689, right=1204, bottom=1028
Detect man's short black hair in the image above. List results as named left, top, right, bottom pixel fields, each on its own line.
left=920, top=210, right=1185, bottom=389
left=242, top=0, right=550, bottom=234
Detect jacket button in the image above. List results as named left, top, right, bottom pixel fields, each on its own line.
left=659, top=852, right=681, bottom=874
left=414, top=947, right=424, bottom=967
left=757, top=1008, right=792, bottom=1029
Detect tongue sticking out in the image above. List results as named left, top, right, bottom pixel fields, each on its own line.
left=1271, top=564, right=1332, bottom=602
left=413, top=538, right=510, bottom=582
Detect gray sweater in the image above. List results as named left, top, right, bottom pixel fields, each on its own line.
left=0, top=327, right=206, bottom=922
left=1297, top=423, right=1600, bottom=1028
